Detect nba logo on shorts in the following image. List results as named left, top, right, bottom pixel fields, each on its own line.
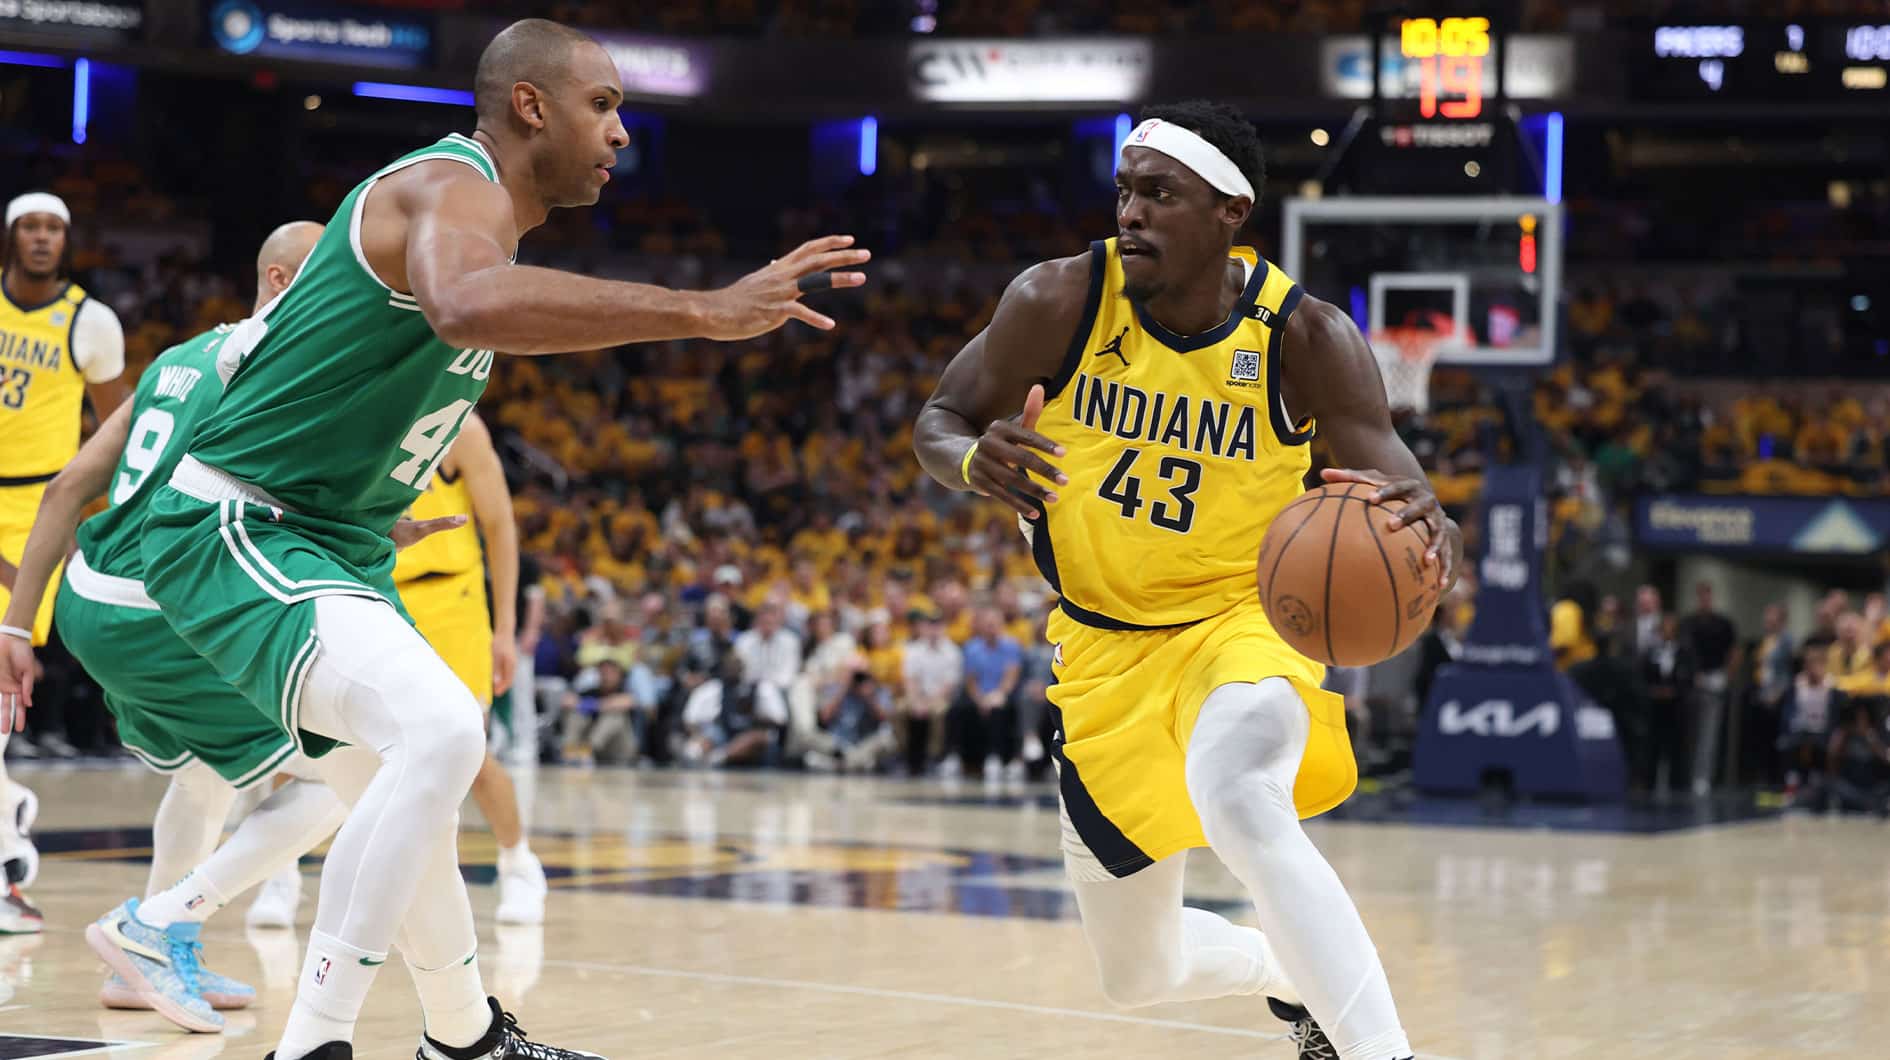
left=1230, top=349, right=1261, bottom=382
left=315, top=957, right=331, bottom=986
left=185, top=894, right=205, bottom=911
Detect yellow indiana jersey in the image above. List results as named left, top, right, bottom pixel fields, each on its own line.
left=1, top=280, right=93, bottom=479
left=1028, top=238, right=1313, bottom=629
left=391, top=466, right=483, bottom=582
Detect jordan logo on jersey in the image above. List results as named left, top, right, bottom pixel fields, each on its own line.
left=1093, top=326, right=1131, bottom=368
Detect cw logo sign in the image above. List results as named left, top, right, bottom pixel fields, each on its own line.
left=1437, top=699, right=1559, bottom=738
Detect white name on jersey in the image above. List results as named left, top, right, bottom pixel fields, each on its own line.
left=154, top=365, right=204, bottom=402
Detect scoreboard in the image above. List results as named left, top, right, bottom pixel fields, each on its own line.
left=1634, top=22, right=1890, bottom=100
left=1391, top=16, right=1492, bottom=120
left=1358, top=15, right=1516, bottom=195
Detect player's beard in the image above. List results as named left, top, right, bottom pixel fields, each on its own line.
left=1120, top=276, right=1163, bottom=303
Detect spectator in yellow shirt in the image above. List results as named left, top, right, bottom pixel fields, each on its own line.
left=1550, top=583, right=1598, bottom=669
left=1837, top=641, right=1890, bottom=700
left=1829, top=613, right=1873, bottom=680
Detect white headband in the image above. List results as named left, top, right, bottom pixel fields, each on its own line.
left=1122, top=119, right=1255, bottom=201
left=6, top=192, right=70, bottom=228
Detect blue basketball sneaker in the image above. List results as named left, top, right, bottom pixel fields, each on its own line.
left=84, top=899, right=222, bottom=1033
left=100, top=921, right=255, bottom=1010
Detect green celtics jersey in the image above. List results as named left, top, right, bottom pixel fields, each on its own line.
left=182, top=133, right=501, bottom=535
left=75, top=325, right=231, bottom=580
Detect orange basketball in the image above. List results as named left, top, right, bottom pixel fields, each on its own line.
left=1257, top=482, right=1439, bottom=667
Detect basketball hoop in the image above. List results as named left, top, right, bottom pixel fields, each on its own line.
left=1368, top=324, right=1462, bottom=416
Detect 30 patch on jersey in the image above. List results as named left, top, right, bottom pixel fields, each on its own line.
left=1230, top=349, right=1261, bottom=382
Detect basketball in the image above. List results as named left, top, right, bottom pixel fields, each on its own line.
left=1257, top=482, right=1438, bottom=667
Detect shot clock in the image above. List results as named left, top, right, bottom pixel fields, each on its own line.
left=1400, top=15, right=1490, bottom=119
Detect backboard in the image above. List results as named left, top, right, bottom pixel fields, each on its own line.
left=1280, top=197, right=1563, bottom=367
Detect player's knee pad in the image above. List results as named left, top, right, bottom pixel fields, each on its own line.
left=1185, top=680, right=1306, bottom=849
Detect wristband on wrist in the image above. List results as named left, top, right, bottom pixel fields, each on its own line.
left=958, top=441, right=979, bottom=486
left=0, top=624, right=32, bottom=643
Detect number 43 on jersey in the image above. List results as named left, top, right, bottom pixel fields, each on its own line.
left=1098, top=448, right=1201, bottom=533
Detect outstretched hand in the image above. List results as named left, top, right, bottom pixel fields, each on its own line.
left=965, top=383, right=1068, bottom=521
left=392, top=514, right=468, bottom=550
left=701, top=235, right=872, bottom=339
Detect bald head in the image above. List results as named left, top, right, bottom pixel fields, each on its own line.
left=474, top=18, right=597, bottom=125
left=254, top=221, right=323, bottom=313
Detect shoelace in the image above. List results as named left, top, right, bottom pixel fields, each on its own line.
left=499, top=1009, right=571, bottom=1059
left=166, top=935, right=207, bottom=997
left=1287, top=1019, right=1341, bottom=1060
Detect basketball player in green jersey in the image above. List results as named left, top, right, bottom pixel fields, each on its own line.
left=99, top=19, right=863, bottom=1060
left=0, top=220, right=477, bottom=1033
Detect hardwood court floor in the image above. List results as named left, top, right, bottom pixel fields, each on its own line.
left=3, top=763, right=1887, bottom=1059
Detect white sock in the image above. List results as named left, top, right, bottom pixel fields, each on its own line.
left=393, top=826, right=487, bottom=1045
left=1186, top=681, right=1411, bottom=1060
left=497, top=840, right=533, bottom=873
left=138, top=869, right=231, bottom=929
left=408, top=946, right=491, bottom=1048
left=276, top=930, right=384, bottom=1059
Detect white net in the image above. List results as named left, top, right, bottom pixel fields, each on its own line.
left=1369, top=326, right=1460, bottom=415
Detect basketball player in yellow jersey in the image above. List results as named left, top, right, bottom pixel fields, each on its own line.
left=917, top=102, right=1462, bottom=1060
left=0, top=192, right=127, bottom=926
left=391, top=411, right=547, bottom=924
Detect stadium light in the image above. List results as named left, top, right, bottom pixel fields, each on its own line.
left=1544, top=111, right=1564, bottom=205
left=72, top=59, right=89, bottom=145
left=858, top=116, right=877, bottom=177
left=352, top=81, right=474, bottom=106
left=0, top=50, right=67, bottom=69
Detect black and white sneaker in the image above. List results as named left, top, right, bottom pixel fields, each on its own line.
left=418, top=998, right=606, bottom=1060
left=1268, top=997, right=1339, bottom=1060
left=266, top=1044, right=353, bottom=1060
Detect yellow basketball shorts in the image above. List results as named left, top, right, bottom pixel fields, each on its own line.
left=1046, top=600, right=1356, bottom=876
left=0, top=481, right=62, bottom=645
left=397, top=570, right=494, bottom=708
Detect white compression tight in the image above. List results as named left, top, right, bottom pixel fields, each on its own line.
left=139, top=762, right=345, bottom=928
left=275, top=594, right=488, bottom=1058
left=1066, top=848, right=1298, bottom=1010
left=144, top=762, right=238, bottom=901
left=1184, top=680, right=1409, bottom=1060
